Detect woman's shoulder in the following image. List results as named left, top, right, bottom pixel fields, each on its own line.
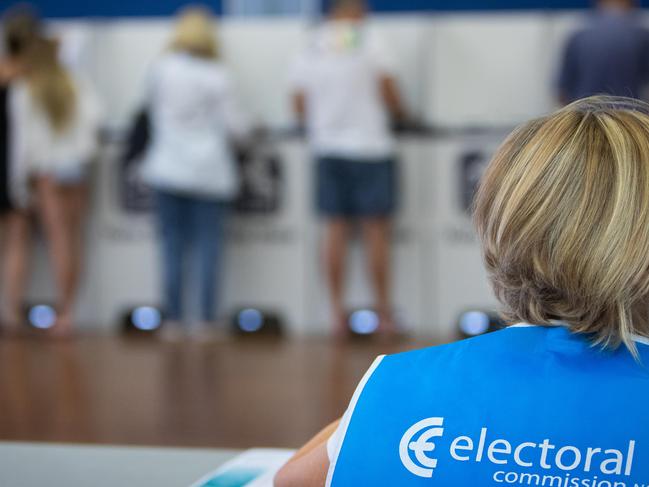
left=381, top=326, right=555, bottom=369
left=383, top=325, right=649, bottom=373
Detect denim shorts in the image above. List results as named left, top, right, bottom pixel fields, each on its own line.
left=316, top=156, right=398, bottom=218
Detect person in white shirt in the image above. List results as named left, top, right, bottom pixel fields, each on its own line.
left=289, top=0, right=406, bottom=338
left=0, top=7, right=40, bottom=333
left=10, top=36, right=101, bottom=335
left=141, top=7, right=248, bottom=333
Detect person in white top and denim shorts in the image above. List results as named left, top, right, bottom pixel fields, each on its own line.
left=2, top=23, right=101, bottom=335
left=289, top=0, right=407, bottom=338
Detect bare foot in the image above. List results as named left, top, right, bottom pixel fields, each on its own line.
left=50, top=312, right=74, bottom=339
left=376, top=310, right=400, bottom=343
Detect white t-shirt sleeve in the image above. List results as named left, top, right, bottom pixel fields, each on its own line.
left=325, top=355, right=386, bottom=485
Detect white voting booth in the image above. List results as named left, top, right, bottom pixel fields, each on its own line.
left=21, top=12, right=610, bottom=337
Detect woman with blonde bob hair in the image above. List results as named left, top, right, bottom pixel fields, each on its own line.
left=275, top=96, right=649, bottom=487
left=475, top=95, right=649, bottom=354
left=141, top=5, right=248, bottom=336
left=169, top=6, right=219, bottom=59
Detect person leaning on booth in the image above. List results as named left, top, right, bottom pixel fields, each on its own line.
left=17, top=37, right=101, bottom=335
left=141, top=6, right=249, bottom=336
left=275, top=96, right=649, bottom=486
left=289, top=0, right=407, bottom=339
left=0, top=13, right=101, bottom=335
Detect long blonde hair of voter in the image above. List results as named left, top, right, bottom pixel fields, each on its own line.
left=474, top=96, right=649, bottom=355
left=169, top=6, right=218, bottom=59
left=24, top=37, right=77, bottom=133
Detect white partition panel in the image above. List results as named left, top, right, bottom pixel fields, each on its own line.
left=365, top=16, right=431, bottom=120
left=427, top=135, right=504, bottom=335
left=220, top=140, right=312, bottom=334
left=92, top=142, right=159, bottom=327
left=90, top=20, right=172, bottom=126
left=220, top=20, right=308, bottom=127
left=426, top=14, right=554, bottom=127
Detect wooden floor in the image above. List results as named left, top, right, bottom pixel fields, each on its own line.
left=0, top=333, right=439, bottom=449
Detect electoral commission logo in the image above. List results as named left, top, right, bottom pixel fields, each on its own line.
left=400, top=417, right=446, bottom=478
left=399, top=417, right=640, bottom=486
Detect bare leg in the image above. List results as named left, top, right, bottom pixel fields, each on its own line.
left=361, top=217, right=394, bottom=334
left=59, top=183, right=87, bottom=321
left=323, top=218, right=351, bottom=337
left=1, top=211, right=32, bottom=330
left=34, top=177, right=74, bottom=335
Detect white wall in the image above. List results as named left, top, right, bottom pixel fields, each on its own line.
left=426, top=14, right=556, bottom=127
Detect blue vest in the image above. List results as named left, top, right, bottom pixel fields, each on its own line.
left=328, top=326, right=649, bottom=487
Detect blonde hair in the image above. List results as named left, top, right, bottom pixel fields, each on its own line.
left=169, top=6, right=218, bottom=59
left=25, top=37, right=77, bottom=133
left=474, top=96, right=649, bottom=354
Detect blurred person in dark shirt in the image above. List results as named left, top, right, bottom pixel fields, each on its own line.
left=558, top=0, right=649, bottom=104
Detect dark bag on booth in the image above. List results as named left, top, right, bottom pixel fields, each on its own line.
left=120, top=108, right=153, bottom=213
